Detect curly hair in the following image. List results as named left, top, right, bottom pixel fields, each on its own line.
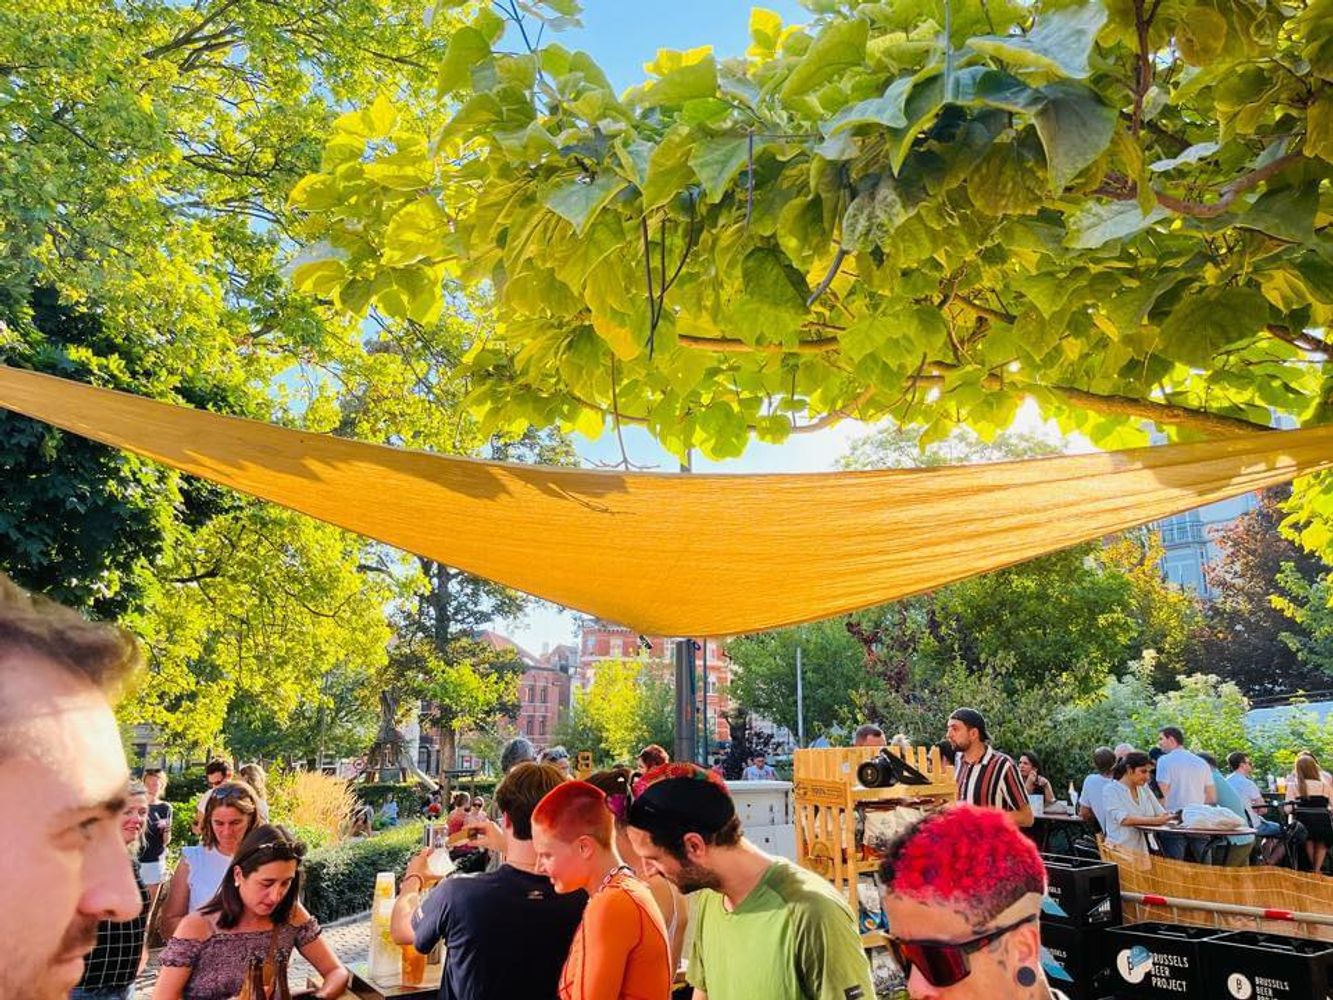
left=879, top=804, right=1046, bottom=929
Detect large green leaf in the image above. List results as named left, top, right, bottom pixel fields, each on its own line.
left=1065, top=200, right=1169, bottom=249
left=381, top=197, right=451, bottom=267
left=781, top=18, right=870, bottom=101
left=437, top=27, right=492, bottom=95
left=952, top=68, right=1046, bottom=113
left=642, top=130, right=697, bottom=209
left=1239, top=184, right=1319, bottom=244
left=639, top=54, right=719, bottom=108
left=1160, top=287, right=1270, bottom=367
left=1033, top=82, right=1117, bottom=191
left=688, top=136, right=753, bottom=203
left=842, top=176, right=914, bottom=250
left=824, top=75, right=914, bottom=134
left=541, top=174, right=628, bottom=235
left=966, top=1, right=1109, bottom=79
left=1308, top=91, right=1333, bottom=162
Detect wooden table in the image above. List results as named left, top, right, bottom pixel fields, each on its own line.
left=345, top=961, right=441, bottom=1000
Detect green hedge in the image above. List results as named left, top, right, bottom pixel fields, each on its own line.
left=302, top=822, right=425, bottom=923
left=161, top=767, right=211, bottom=803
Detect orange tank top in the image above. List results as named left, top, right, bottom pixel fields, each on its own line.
left=559, top=871, right=672, bottom=1000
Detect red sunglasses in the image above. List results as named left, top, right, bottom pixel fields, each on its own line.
left=888, top=912, right=1037, bottom=988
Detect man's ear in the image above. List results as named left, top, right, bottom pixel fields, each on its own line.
left=682, top=831, right=708, bottom=862
left=1007, top=922, right=1043, bottom=978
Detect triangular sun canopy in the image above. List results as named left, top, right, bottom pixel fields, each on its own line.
left=0, top=365, right=1328, bottom=636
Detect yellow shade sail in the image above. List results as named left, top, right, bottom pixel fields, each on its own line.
left=0, top=365, right=1328, bottom=636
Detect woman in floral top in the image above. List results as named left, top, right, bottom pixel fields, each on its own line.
left=153, top=824, right=349, bottom=1000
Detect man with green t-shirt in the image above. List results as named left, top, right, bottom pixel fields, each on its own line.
left=626, top=763, right=874, bottom=1000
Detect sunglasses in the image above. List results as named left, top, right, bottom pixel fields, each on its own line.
left=888, top=913, right=1037, bottom=988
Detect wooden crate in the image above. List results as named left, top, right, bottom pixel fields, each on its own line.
left=793, top=746, right=955, bottom=905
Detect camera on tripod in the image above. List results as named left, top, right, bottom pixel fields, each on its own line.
left=856, top=749, right=934, bottom=789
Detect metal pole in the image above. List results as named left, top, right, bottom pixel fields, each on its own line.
left=701, top=640, right=710, bottom=765
left=673, top=638, right=698, bottom=764
left=796, top=646, right=805, bottom=748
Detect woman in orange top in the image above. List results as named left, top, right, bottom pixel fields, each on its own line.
left=532, top=781, right=671, bottom=1000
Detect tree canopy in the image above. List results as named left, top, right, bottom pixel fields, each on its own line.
left=292, top=0, right=1332, bottom=473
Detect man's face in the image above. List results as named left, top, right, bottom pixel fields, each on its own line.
left=754, top=756, right=766, bottom=768
left=626, top=826, right=721, bottom=894
left=143, top=772, right=164, bottom=799
left=881, top=894, right=1041, bottom=999
left=1157, top=733, right=1177, bottom=752
left=207, top=770, right=226, bottom=788
left=945, top=720, right=975, bottom=752
left=1238, top=758, right=1252, bottom=776
left=0, top=656, right=140, bottom=1000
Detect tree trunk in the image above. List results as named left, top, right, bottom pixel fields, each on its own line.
left=438, top=725, right=457, bottom=798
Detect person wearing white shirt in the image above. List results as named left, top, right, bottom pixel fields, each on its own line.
left=1078, top=747, right=1116, bottom=831
left=1104, top=752, right=1174, bottom=855
left=1155, top=727, right=1215, bottom=861
left=1226, top=751, right=1283, bottom=837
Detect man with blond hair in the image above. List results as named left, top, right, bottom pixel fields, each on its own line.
left=0, top=573, right=143, bottom=1000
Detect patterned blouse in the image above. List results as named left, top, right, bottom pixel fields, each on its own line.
left=159, top=915, right=322, bottom=1000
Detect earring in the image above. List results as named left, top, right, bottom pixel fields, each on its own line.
left=1016, top=967, right=1038, bottom=988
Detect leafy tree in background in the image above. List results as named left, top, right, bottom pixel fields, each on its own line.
left=1191, top=487, right=1333, bottom=696
left=294, top=0, right=1332, bottom=486
left=223, top=664, right=380, bottom=765
left=555, top=658, right=667, bottom=764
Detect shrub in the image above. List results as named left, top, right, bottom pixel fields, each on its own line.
left=269, top=769, right=358, bottom=844
left=161, top=766, right=210, bottom=804
left=302, top=822, right=424, bottom=923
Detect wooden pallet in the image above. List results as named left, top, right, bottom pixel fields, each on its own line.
left=793, top=746, right=955, bottom=907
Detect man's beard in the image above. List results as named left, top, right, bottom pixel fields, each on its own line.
left=672, top=860, right=722, bottom=894
left=0, top=916, right=99, bottom=1000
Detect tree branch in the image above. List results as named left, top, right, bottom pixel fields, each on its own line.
left=1095, top=153, right=1304, bottom=218
left=675, top=333, right=841, bottom=354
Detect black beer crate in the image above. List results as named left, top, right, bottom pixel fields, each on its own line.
left=1202, top=930, right=1333, bottom=999
left=1104, top=922, right=1217, bottom=998
left=1041, top=853, right=1123, bottom=928
left=1041, top=922, right=1114, bottom=1000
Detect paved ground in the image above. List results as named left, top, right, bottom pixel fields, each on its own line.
left=132, top=910, right=371, bottom=997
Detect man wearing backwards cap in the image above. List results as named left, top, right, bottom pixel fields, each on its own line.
left=946, top=708, right=1033, bottom=828
left=625, top=764, right=874, bottom=1000
left=880, top=805, right=1054, bottom=998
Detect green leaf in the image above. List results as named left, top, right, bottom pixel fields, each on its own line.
left=332, top=93, right=397, bottom=139
left=541, top=174, right=628, bottom=235
left=968, top=134, right=1047, bottom=216
left=1307, top=92, right=1333, bottom=163
left=824, top=75, right=913, bottom=135
left=1148, top=141, right=1221, bottom=172
left=641, top=130, right=696, bottom=209
left=639, top=53, right=718, bottom=108
left=1065, top=200, right=1169, bottom=249
left=1240, top=184, right=1318, bottom=244
left=780, top=18, right=870, bottom=102
left=437, top=27, right=491, bottom=95
left=1033, top=82, right=1117, bottom=191
left=749, top=8, right=784, bottom=57
left=381, top=197, right=451, bottom=267
left=1160, top=287, right=1269, bottom=367
left=952, top=68, right=1046, bottom=113
left=363, top=145, right=435, bottom=191
left=842, top=176, right=913, bottom=251
left=886, top=72, right=945, bottom=174
left=688, top=136, right=753, bottom=203
left=290, top=259, right=346, bottom=298
left=966, top=1, right=1109, bottom=79
left=1176, top=7, right=1228, bottom=67
left=729, top=247, right=808, bottom=342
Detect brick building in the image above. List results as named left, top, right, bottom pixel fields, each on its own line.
left=479, top=631, right=575, bottom=744
left=576, top=620, right=732, bottom=742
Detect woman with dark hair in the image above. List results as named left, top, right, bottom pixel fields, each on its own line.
left=153, top=825, right=349, bottom=1000
left=1018, top=750, right=1055, bottom=807
left=637, top=744, right=669, bottom=771
left=1103, top=752, right=1174, bottom=855
left=160, top=780, right=262, bottom=938
left=587, top=768, right=688, bottom=973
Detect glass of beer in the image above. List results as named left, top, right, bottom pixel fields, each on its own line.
left=401, top=943, right=427, bottom=985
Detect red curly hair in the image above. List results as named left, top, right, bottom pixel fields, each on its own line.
left=879, top=804, right=1046, bottom=926
left=531, top=780, right=615, bottom=848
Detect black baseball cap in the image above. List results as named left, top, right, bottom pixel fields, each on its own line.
left=949, top=707, right=989, bottom=743
left=627, top=764, right=736, bottom=838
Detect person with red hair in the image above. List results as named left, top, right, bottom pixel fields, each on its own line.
left=879, top=804, right=1052, bottom=998
left=532, top=780, right=671, bottom=1000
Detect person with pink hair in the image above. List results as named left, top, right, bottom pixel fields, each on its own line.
left=879, top=805, right=1053, bottom=998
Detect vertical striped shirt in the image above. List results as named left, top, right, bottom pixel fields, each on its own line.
left=955, top=746, right=1026, bottom=811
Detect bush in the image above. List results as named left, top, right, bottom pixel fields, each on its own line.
left=302, top=822, right=424, bottom=923
left=161, top=767, right=211, bottom=804
left=270, top=769, right=357, bottom=844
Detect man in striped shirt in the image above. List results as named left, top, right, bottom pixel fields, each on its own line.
left=947, top=708, right=1034, bottom=828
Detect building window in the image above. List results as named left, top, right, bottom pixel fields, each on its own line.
left=539, top=716, right=547, bottom=736
left=585, top=635, right=595, bottom=652
left=610, top=638, right=622, bottom=658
